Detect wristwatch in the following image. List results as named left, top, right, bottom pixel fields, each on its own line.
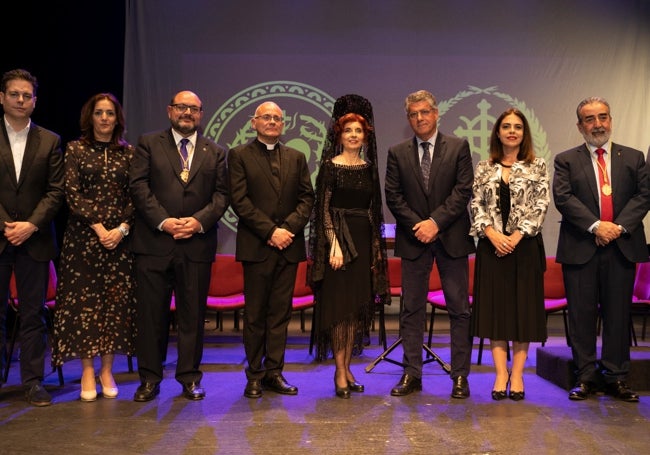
left=118, top=225, right=130, bottom=237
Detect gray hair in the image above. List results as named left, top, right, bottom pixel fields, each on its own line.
left=404, top=90, right=438, bottom=112
left=576, top=96, right=611, bottom=122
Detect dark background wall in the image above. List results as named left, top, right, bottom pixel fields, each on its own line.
left=2, top=1, right=125, bottom=146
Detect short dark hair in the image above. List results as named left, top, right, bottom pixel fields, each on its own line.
left=1, top=68, right=38, bottom=95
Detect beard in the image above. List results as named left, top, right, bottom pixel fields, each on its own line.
left=581, top=127, right=610, bottom=148
left=172, top=117, right=198, bottom=135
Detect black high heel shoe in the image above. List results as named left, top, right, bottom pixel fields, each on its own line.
left=492, top=371, right=509, bottom=401
left=509, top=376, right=525, bottom=401
left=335, top=380, right=350, bottom=399
left=347, top=380, right=364, bottom=393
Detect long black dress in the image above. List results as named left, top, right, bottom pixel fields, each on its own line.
left=312, top=161, right=376, bottom=360
left=53, top=140, right=136, bottom=365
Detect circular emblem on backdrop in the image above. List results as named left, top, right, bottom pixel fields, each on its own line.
left=204, top=81, right=337, bottom=233
left=437, top=86, right=551, bottom=166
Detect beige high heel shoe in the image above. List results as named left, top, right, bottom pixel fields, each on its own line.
left=80, top=375, right=97, bottom=402
left=99, top=376, right=119, bottom=399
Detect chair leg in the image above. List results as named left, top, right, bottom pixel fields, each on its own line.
left=300, top=309, right=306, bottom=333
left=127, top=355, right=134, bottom=373
left=477, top=338, right=484, bottom=365
left=427, top=308, right=435, bottom=349
left=562, top=309, right=571, bottom=347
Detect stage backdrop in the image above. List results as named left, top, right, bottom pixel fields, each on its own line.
left=123, top=0, right=650, bottom=256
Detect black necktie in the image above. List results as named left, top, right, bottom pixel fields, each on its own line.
left=421, top=142, right=431, bottom=187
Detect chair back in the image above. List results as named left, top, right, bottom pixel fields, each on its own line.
left=208, top=254, right=244, bottom=296
left=293, top=261, right=312, bottom=297
left=633, top=261, right=650, bottom=301
left=387, top=257, right=402, bottom=296
left=544, top=257, right=566, bottom=299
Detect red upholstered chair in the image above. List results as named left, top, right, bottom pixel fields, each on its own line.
left=4, top=261, right=64, bottom=385
left=206, top=254, right=246, bottom=331
left=543, top=258, right=570, bottom=347
left=632, top=261, right=650, bottom=341
left=292, top=261, right=315, bottom=333
left=427, top=257, right=475, bottom=351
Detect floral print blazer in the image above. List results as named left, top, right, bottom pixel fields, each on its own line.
left=470, top=157, right=550, bottom=238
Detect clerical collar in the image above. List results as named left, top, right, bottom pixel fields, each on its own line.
left=257, top=139, right=279, bottom=151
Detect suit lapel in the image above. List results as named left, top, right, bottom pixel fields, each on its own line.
left=251, top=142, right=280, bottom=195
left=0, top=123, right=18, bottom=187
left=406, top=138, right=426, bottom=193
left=162, top=130, right=185, bottom=183
left=186, top=135, right=209, bottom=184
left=577, top=144, right=600, bottom=206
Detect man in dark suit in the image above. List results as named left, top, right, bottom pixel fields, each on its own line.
left=229, top=101, right=314, bottom=398
left=385, top=90, right=475, bottom=398
left=554, top=96, right=649, bottom=403
left=0, top=68, right=64, bottom=406
left=130, top=90, right=229, bottom=401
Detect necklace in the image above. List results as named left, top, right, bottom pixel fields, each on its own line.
left=499, top=162, right=512, bottom=168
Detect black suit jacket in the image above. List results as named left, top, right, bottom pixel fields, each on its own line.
left=553, top=142, right=650, bottom=264
left=228, top=139, right=314, bottom=263
left=129, top=129, right=229, bottom=262
left=0, top=121, right=64, bottom=260
left=385, top=133, right=475, bottom=260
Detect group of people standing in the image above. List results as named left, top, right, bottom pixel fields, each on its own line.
left=0, top=67, right=646, bottom=408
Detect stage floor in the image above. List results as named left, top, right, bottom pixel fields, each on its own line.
left=1, top=311, right=649, bottom=454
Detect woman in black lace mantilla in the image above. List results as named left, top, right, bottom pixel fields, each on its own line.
left=308, top=94, right=389, bottom=398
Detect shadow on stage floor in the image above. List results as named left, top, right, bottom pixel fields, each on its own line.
left=1, top=311, right=649, bottom=454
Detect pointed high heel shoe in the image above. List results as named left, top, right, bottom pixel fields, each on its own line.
left=509, top=375, right=524, bottom=401
left=334, top=379, right=350, bottom=399
left=99, top=376, right=119, bottom=399
left=80, top=387, right=97, bottom=402
left=491, top=390, right=507, bottom=400
left=347, top=380, right=365, bottom=393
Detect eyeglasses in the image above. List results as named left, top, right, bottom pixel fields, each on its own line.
left=254, top=114, right=284, bottom=123
left=407, top=109, right=435, bottom=119
left=5, top=91, right=34, bottom=101
left=170, top=104, right=202, bottom=114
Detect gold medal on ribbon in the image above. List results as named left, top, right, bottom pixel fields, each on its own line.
left=602, top=183, right=612, bottom=196
left=180, top=169, right=189, bottom=182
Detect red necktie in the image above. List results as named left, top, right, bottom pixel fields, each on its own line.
left=595, top=148, right=613, bottom=221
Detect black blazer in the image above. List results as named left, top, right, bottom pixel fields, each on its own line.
left=0, top=121, right=64, bottom=261
left=553, top=142, right=650, bottom=264
left=228, top=139, right=314, bottom=264
left=385, top=132, right=476, bottom=260
left=129, top=129, right=229, bottom=262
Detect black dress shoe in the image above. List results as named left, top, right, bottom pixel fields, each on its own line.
left=605, top=381, right=639, bottom=403
left=244, top=379, right=263, bottom=398
left=491, top=390, right=507, bottom=401
left=25, top=383, right=52, bottom=407
left=182, top=382, right=206, bottom=400
left=261, top=374, right=298, bottom=395
left=451, top=376, right=470, bottom=399
left=347, top=380, right=364, bottom=393
left=568, top=382, right=593, bottom=401
left=134, top=382, right=160, bottom=402
left=390, top=373, right=422, bottom=396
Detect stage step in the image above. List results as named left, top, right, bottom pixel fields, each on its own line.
left=536, top=346, right=650, bottom=391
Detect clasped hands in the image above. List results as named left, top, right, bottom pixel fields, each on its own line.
left=3, top=221, right=37, bottom=246
left=413, top=219, right=438, bottom=244
left=267, top=227, right=294, bottom=250
left=487, top=228, right=523, bottom=257
left=594, top=221, right=622, bottom=246
left=162, top=217, right=201, bottom=240
left=92, top=223, right=125, bottom=250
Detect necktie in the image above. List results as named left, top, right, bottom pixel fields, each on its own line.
left=595, top=148, right=613, bottom=221
left=179, top=138, right=190, bottom=182
left=421, top=142, right=431, bottom=188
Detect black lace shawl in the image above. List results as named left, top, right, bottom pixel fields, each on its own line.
left=308, top=94, right=390, bottom=308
